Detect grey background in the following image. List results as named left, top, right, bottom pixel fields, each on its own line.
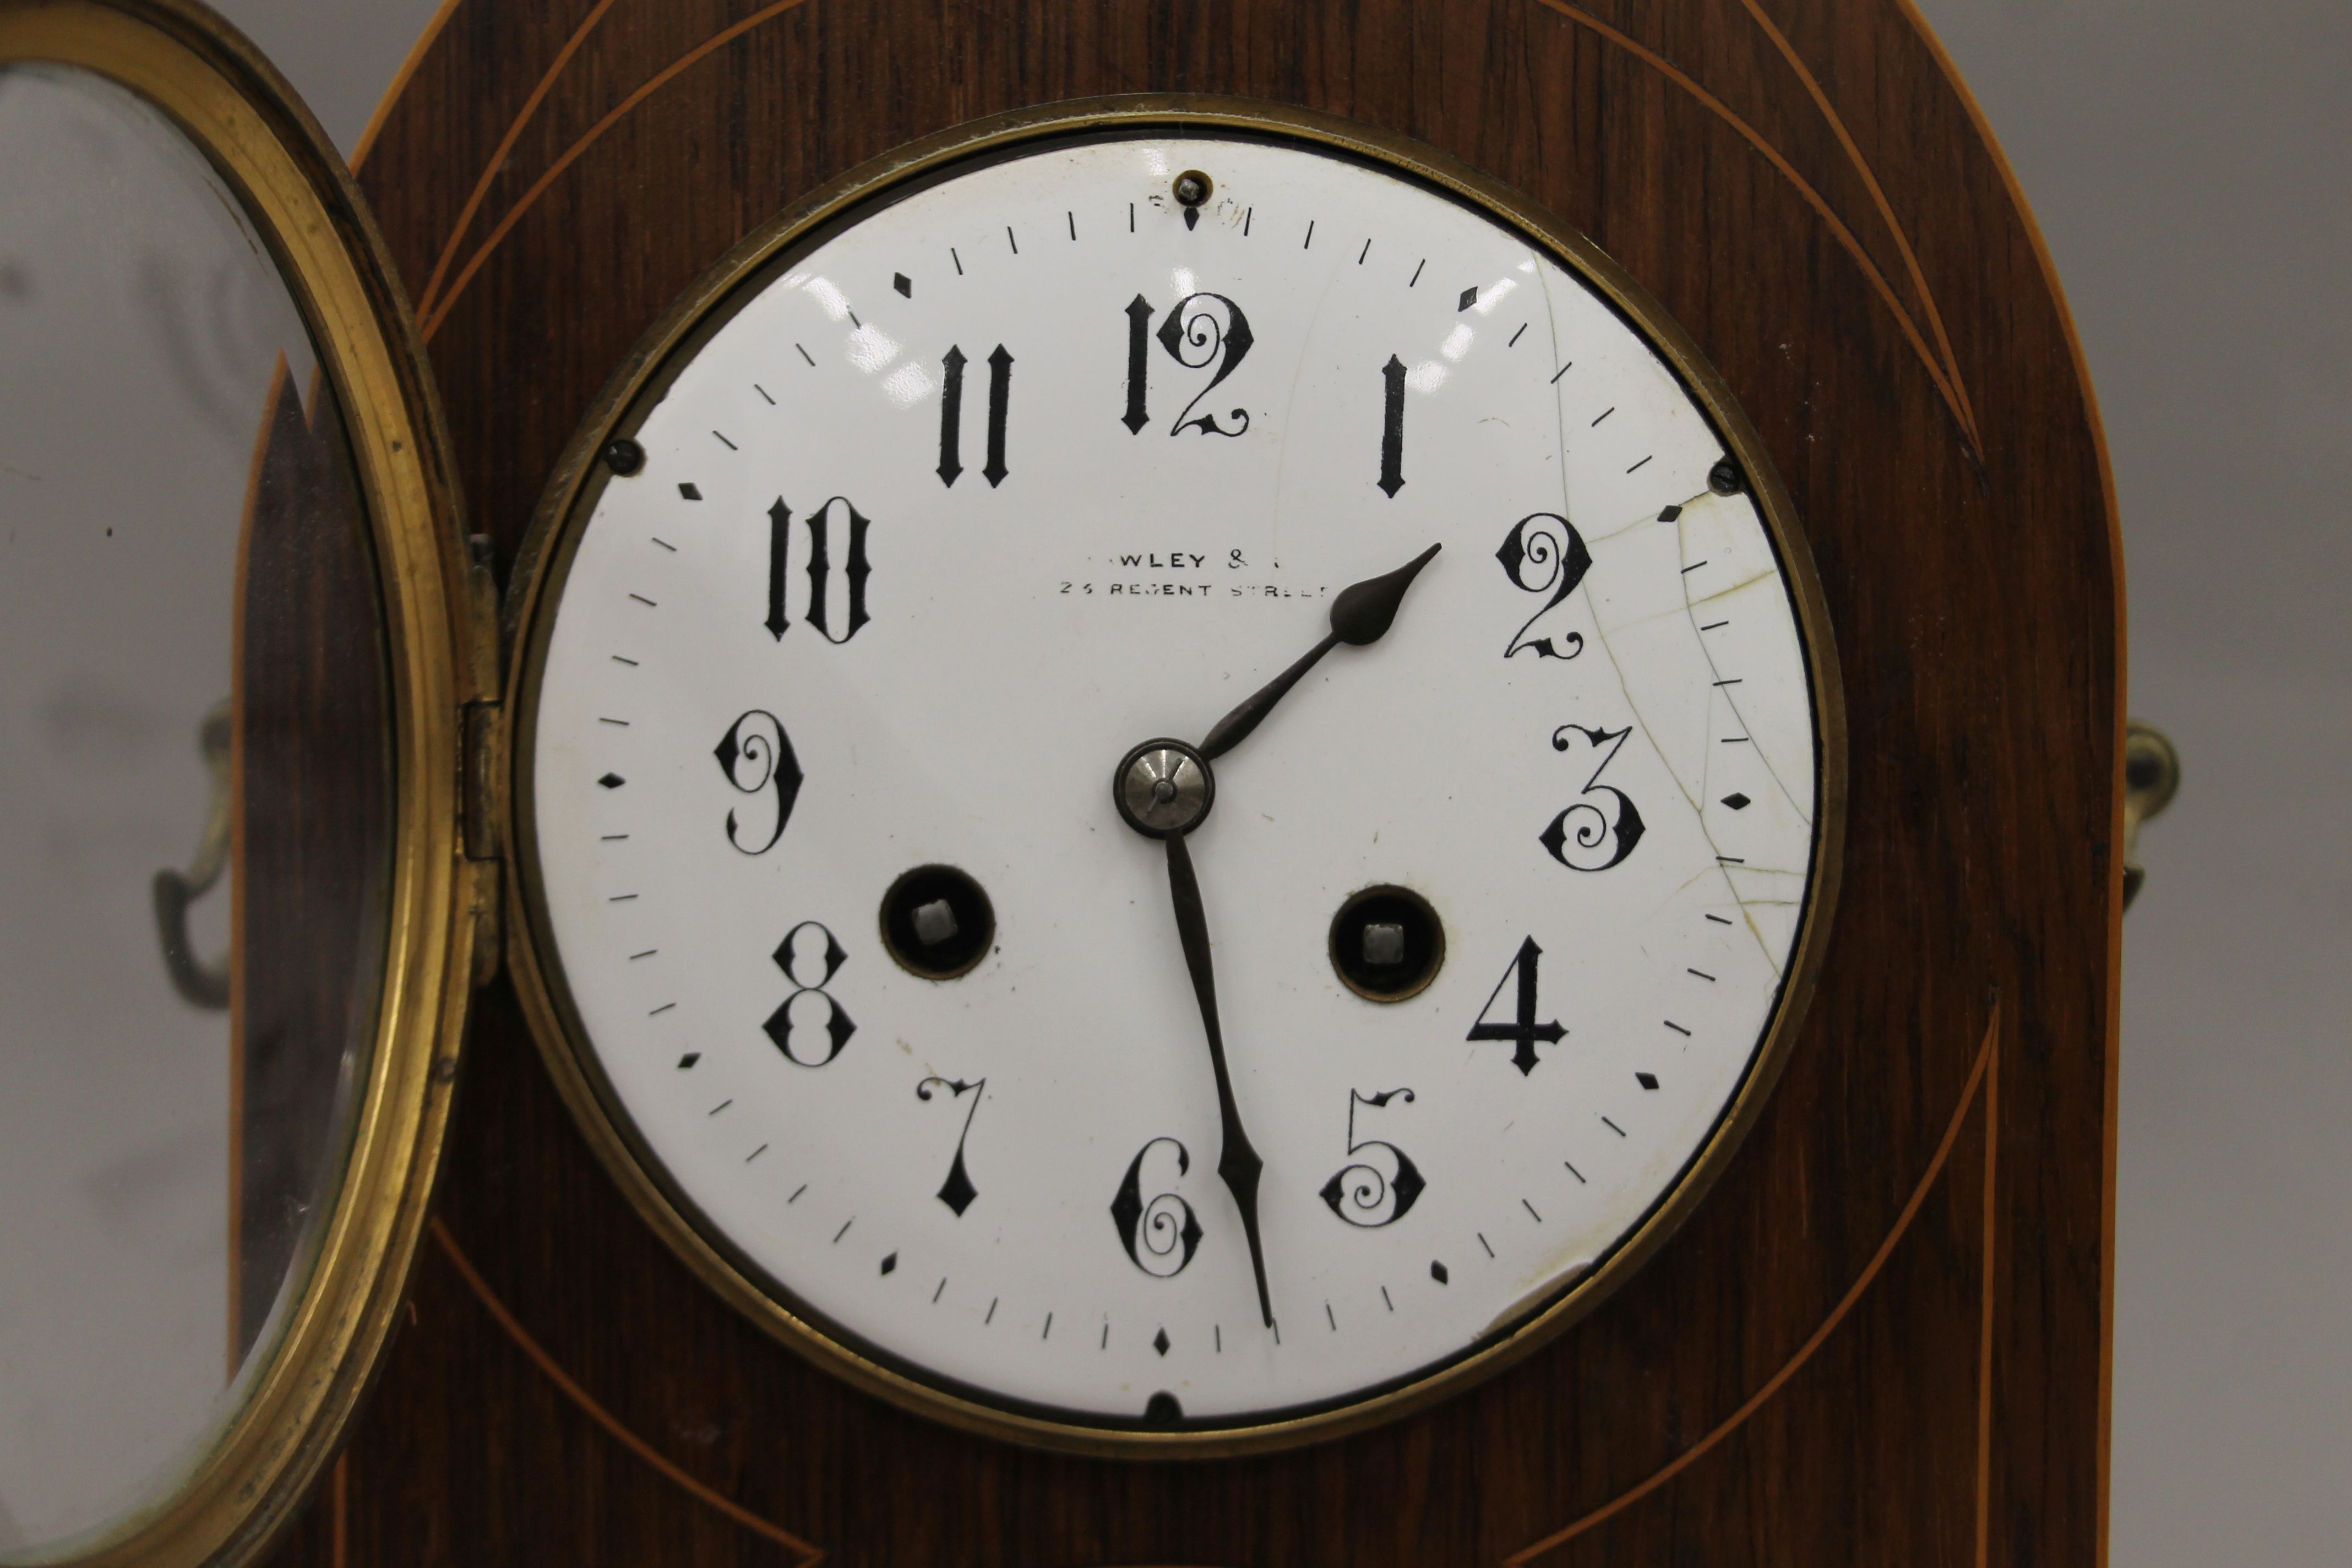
left=213, top=0, right=2350, bottom=1559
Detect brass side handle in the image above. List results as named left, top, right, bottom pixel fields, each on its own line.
left=154, top=698, right=232, bottom=1009
left=2122, top=720, right=2180, bottom=910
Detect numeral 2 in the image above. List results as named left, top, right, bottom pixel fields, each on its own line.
left=1496, top=512, right=1593, bottom=660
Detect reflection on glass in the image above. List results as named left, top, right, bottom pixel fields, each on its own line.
left=0, top=64, right=390, bottom=1556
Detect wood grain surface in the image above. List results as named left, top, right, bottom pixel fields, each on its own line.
left=267, top=1, right=2124, bottom=1561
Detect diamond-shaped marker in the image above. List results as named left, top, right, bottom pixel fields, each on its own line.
left=1637, top=1071, right=1660, bottom=1090
left=1458, top=286, right=1478, bottom=311
left=1721, top=792, right=1751, bottom=811
left=1430, top=1260, right=1450, bottom=1285
left=1152, top=1327, right=1170, bottom=1357
left=678, top=482, right=701, bottom=500
left=1657, top=503, right=1682, bottom=521
left=598, top=773, right=624, bottom=788
left=892, top=272, right=911, bottom=297
left=677, top=1052, right=699, bottom=1069
left=880, top=1252, right=898, bottom=1276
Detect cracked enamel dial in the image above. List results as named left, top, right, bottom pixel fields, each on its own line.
left=518, top=128, right=1831, bottom=1442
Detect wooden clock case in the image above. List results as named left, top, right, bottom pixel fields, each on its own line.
left=264, top=1, right=2126, bottom=1562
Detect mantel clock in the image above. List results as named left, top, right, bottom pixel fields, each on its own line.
left=0, top=1, right=2126, bottom=1564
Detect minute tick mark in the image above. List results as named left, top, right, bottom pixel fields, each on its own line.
left=745, top=1144, right=767, bottom=1162
left=1564, top=1159, right=1586, bottom=1183
left=790, top=1185, right=807, bottom=1204
left=1358, top=238, right=1371, bottom=264
left=1701, top=620, right=1729, bottom=630
left=834, top=1218, right=853, bottom=1244
left=1509, top=323, right=1528, bottom=347
left=628, top=593, right=656, bottom=606
left=651, top=537, right=676, bottom=551
left=609, top=655, right=638, bottom=666
left=1664, top=1021, right=1692, bottom=1036
left=1303, top=219, right=1315, bottom=249
left=1591, top=406, right=1614, bottom=426
left=754, top=384, right=774, bottom=405
left=1706, top=913, right=1734, bottom=924
left=1005, top=226, right=1018, bottom=255
left=713, top=431, right=737, bottom=450
left=1477, top=1232, right=1495, bottom=1259
left=629, top=949, right=656, bottom=960
left=709, top=1099, right=732, bottom=1115
left=597, top=717, right=629, bottom=726
left=1688, top=968, right=1717, bottom=982
left=1522, top=1198, right=1543, bottom=1222
left=1602, top=1116, right=1627, bottom=1136
left=795, top=342, right=815, bottom=366
left=1681, top=560, right=1709, bottom=574
left=1409, top=258, right=1425, bottom=286
left=1550, top=362, right=1574, bottom=383
left=1626, top=455, right=1653, bottom=473
left=985, top=1297, right=998, bottom=1324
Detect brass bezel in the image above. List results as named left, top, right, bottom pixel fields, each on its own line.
left=505, top=94, right=1847, bottom=1460
left=0, top=1, right=478, bottom=1561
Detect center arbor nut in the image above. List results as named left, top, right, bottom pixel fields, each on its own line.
left=1114, top=739, right=1214, bottom=838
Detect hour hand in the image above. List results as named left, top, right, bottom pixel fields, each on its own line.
left=1199, top=542, right=1440, bottom=761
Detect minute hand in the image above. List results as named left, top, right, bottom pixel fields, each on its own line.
left=1198, top=543, right=1441, bottom=761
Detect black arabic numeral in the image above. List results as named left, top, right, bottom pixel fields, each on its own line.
left=1497, top=511, right=1593, bottom=660
left=764, top=496, right=874, bottom=643
left=1467, top=937, right=1566, bottom=1077
left=1109, top=1136, right=1203, bottom=1278
left=1155, top=293, right=1253, bottom=437
left=1319, top=1088, right=1425, bottom=1228
left=916, top=1076, right=986, bottom=1216
left=1540, top=724, right=1646, bottom=871
left=763, top=921, right=855, bottom=1067
left=712, top=709, right=801, bottom=853
left=937, top=344, right=1011, bottom=487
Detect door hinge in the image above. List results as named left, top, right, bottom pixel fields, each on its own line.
left=460, top=533, right=507, bottom=985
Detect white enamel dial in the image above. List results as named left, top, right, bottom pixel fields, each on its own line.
left=523, top=130, right=1827, bottom=1435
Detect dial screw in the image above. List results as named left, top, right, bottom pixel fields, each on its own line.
left=1707, top=457, right=1745, bottom=496
left=1114, top=739, right=1213, bottom=838
left=1173, top=170, right=1211, bottom=208
left=603, top=437, right=646, bottom=476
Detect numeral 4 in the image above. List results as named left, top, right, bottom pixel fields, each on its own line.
left=1468, top=937, right=1565, bottom=1076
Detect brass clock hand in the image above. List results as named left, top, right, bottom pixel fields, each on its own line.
left=1112, top=741, right=1273, bottom=1327
left=1198, top=542, right=1441, bottom=761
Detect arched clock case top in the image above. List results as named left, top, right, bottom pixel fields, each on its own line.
left=247, top=0, right=2120, bottom=1563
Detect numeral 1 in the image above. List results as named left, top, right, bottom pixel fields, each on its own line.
left=1378, top=354, right=1406, bottom=497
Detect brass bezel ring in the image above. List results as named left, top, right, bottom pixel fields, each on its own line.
left=505, top=93, right=1847, bottom=1461
left=0, top=1, right=475, bottom=1561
